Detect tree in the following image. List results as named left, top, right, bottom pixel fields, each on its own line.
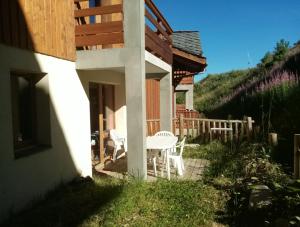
left=259, top=51, right=274, bottom=69
left=176, top=92, right=185, bottom=104
left=273, top=39, right=289, bottom=62
left=294, top=39, right=300, bottom=47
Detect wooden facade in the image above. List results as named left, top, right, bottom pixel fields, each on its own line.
left=180, top=76, right=194, bottom=85
left=146, top=79, right=160, bottom=120
left=0, top=0, right=76, bottom=61
left=89, top=83, right=115, bottom=132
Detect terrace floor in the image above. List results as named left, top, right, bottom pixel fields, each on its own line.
left=93, top=154, right=209, bottom=181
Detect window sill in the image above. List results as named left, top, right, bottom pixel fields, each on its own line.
left=14, top=144, right=52, bottom=160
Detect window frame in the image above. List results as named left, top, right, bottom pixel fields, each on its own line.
left=10, top=71, right=51, bottom=158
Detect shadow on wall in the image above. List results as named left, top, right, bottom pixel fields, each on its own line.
left=0, top=0, right=91, bottom=222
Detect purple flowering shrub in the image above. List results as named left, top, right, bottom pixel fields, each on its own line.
left=212, top=71, right=299, bottom=110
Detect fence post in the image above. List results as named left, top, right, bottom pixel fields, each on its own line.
left=254, top=126, right=261, bottom=141
left=246, top=116, right=253, bottom=141
left=202, top=120, right=206, bottom=142
left=209, top=122, right=212, bottom=142
left=294, top=134, right=300, bottom=178
left=192, top=120, right=195, bottom=138
left=235, top=122, right=238, bottom=141
left=229, top=121, right=233, bottom=141
left=240, top=120, right=245, bottom=140
left=224, top=122, right=227, bottom=143
left=99, top=114, right=104, bottom=163
left=179, top=114, right=184, bottom=140
left=172, top=119, right=176, bottom=135
left=268, top=133, right=278, bottom=147
left=212, top=121, right=216, bottom=141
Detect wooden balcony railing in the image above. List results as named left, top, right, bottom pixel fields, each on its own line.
left=145, top=0, right=173, bottom=64
left=176, top=109, right=201, bottom=119
left=74, top=0, right=173, bottom=65
left=74, top=0, right=124, bottom=49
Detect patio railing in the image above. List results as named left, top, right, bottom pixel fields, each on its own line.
left=147, top=116, right=255, bottom=143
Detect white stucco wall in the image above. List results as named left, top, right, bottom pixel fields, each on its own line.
left=0, top=44, right=92, bottom=221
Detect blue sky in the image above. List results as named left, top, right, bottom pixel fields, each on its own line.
left=154, top=0, right=300, bottom=81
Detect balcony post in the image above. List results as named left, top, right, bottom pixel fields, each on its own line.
left=160, top=72, right=173, bottom=132
left=185, top=84, right=194, bottom=110
left=123, top=0, right=147, bottom=179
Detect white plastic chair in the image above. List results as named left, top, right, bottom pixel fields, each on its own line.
left=147, top=150, right=158, bottom=177
left=169, top=137, right=186, bottom=176
left=109, top=129, right=127, bottom=161
left=154, top=131, right=174, bottom=137
left=154, top=131, right=175, bottom=163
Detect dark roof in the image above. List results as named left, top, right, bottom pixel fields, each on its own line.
left=172, top=31, right=203, bottom=56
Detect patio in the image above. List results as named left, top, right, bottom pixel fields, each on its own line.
left=93, top=155, right=209, bottom=181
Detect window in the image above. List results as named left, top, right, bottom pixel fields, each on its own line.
left=11, top=72, right=51, bottom=158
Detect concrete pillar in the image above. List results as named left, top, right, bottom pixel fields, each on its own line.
left=176, top=84, right=194, bottom=110
left=160, top=72, right=173, bottom=131
left=185, top=85, right=194, bottom=110
left=123, top=0, right=147, bottom=179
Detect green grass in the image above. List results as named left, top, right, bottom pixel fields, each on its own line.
left=194, top=69, right=254, bottom=113
left=2, top=176, right=226, bottom=227
left=3, top=141, right=298, bottom=227
left=183, top=141, right=228, bottom=160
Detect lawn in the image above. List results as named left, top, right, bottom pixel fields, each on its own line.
left=4, top=141, right=298, bottom=227
left=2, top=175, right=226, bottom=227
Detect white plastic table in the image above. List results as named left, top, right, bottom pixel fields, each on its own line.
left=146, top=136, right=178, bottom=180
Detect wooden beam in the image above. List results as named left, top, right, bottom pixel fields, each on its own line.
left=75, top=21, right=123, bottom=35
left=74, top=0, right=89, bottom=2
left=172, top=47, right=206, bottom=65
left=75, top=32, right=124, bottom=46
left=99, top=114, right=105, bottom=163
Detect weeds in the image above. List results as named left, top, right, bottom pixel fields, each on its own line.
left=183, top=141, right=299, bottom=226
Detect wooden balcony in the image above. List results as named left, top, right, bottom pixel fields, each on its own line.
left=74, top=0, right=173, bottom=64
left=74, top=0, right=124, bottom=49
left=145, top=0, right=173, bottom=64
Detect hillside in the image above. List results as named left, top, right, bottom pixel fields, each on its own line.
left=195, top=41, right=300, bottom=115
left=194, top=40, right=300, bottom=167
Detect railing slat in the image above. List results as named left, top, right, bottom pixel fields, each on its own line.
left=75, top=21, right=123, bottom=35
left=145, top=9, right=172, bottom=44
left=145, top=0, right=173, bottom=34
left=75, top=32, right=123, bottom=47
left=145, top=29, right=172, bottom=64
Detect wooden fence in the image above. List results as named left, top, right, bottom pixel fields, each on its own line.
left=147, top=115, right=255, bottom=142
left=146, top=119, right=160, bottom=136
left=176, top=109, right=200, bottom=119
